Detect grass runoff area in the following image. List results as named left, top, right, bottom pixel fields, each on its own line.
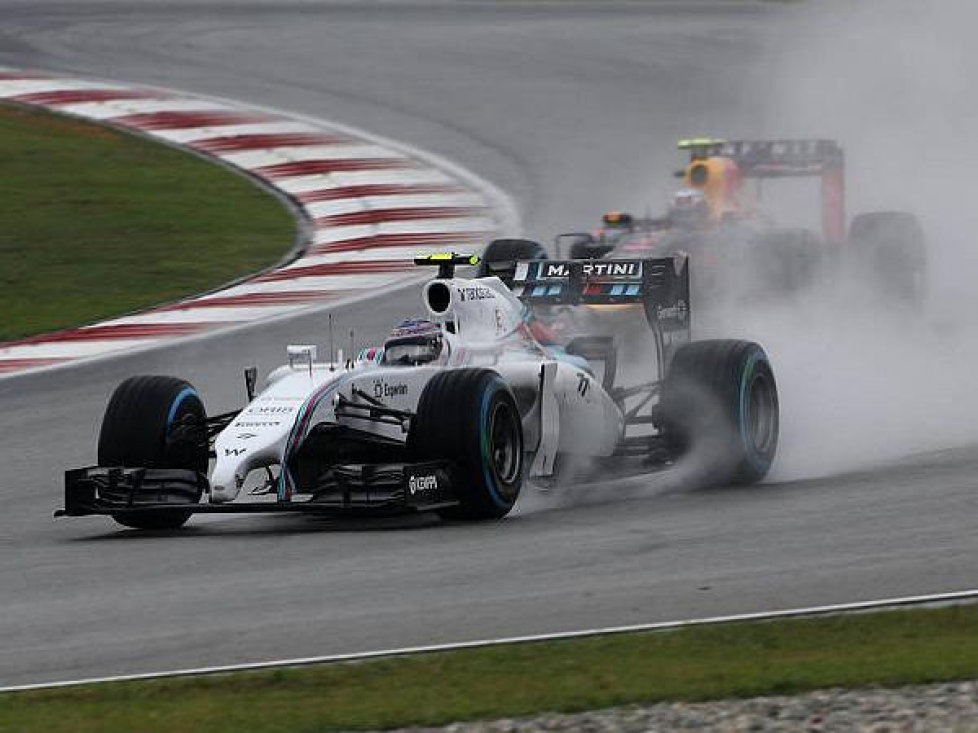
left=0, top=103, right=293, bottom=342
left=2, top=605, right=977, bottom=732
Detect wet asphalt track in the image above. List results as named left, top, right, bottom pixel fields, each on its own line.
left=0, top=1, right=976, bottom=686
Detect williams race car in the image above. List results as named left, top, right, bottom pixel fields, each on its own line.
left=60, top=253, right=779, bottom=529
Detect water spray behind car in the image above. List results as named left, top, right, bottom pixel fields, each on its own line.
left=711, top=0, right=978, bottom=479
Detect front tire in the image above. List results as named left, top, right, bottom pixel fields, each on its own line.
left=409, top=369, right=523, bottom=520
left=660, top=340, right=778, bottom=486
left=98, top=376, right=208, bottom=529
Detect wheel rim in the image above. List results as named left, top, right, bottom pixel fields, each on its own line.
left=746, top=371, right=777, bottom=456
left=488, top=400, right=521, bottom=495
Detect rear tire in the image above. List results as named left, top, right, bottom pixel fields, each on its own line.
left=569, top=238, right=615, bottom=261
left=661, top=340, right=778, bottom=486
left=409, top=369, right=523, bottom=520
left=478, top=238, right=547, bottom=284
left=98, top=376, right=208, bottom=530
left=849, top=211, right=926, bottom=304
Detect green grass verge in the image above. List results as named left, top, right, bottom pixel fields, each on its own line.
left=0, top=103, right=294, bottom=341
left=2, top=605, right=977, bottom=732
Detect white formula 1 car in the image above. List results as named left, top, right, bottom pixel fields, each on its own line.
left=61, top=252, right=779, bottom=529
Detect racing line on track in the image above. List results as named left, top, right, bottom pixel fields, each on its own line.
left=0, top=69, right=517, bottom=377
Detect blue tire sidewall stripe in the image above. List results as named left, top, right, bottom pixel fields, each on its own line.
left=738, top=349, right=772, bottom=472
left=166, top=386, right=200, bottom=430
left=479, top=377, right=513, bottom=510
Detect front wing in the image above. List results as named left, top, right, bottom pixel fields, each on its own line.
left=58, top=461, right=460, bottom=519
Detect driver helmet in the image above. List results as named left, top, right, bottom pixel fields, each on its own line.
left=382, top=318, right=447, bottom=366
left=668, top=188, right=709, bottom=229
left=601, top=211, right=634, bottom=230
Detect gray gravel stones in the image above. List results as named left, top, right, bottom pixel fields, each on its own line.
left=392, top=680, right=978, bottom=732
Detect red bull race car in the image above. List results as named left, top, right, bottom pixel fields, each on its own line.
left=554, top=138, right=926, bottom=306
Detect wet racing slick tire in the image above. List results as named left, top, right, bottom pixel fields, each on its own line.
left=569, top=237, right=615, bottom=260
left=97, top=376, right=208, bottom=530
left=661, top=340, right=778, bottom=486
left=409, top=368, right=523, bottom=520
left=478, top=238, right=547, bottom=284
left=849, top=211, right=926, bottom=304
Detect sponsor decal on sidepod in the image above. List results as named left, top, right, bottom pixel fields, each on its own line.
left=373, top=380, right=409, bottom=400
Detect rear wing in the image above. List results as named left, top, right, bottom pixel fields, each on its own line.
left=681, top=139, right=844, bottom=177
left=681, top=138, right=846, bottom=243
left=506, top=256, right=690, bottom=334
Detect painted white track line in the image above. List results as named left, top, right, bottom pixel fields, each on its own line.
left=0, top=68, right=519, bottom=377
left=2, top=588, right=976, bottom=693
